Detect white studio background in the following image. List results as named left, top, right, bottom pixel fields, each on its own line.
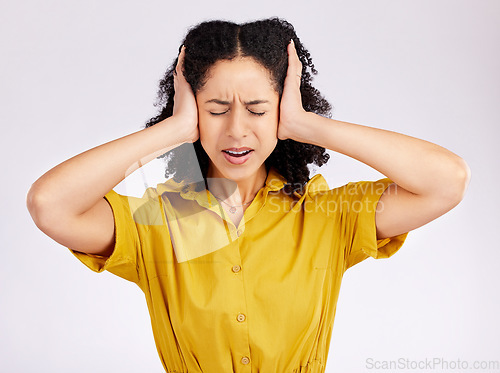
left=1, top=0, right=498, bottom=372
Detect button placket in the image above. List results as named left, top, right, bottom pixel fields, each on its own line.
left=227, top=238, right=251, bottom=367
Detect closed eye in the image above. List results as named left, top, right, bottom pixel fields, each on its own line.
left=208, top=110, right=266, bottom=116
left=249, top=110, right=265, bottom=116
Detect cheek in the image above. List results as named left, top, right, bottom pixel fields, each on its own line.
left=259, top=118, right=279, bottom=151
left=264, top=115, right=279, bottom=136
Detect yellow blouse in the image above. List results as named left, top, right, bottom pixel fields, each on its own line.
left=70, top=167, right=408, bottom=373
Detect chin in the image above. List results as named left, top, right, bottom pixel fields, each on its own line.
left=217, top=166, right=256, bottom=181
left=209, top=155, right=264, bottom=181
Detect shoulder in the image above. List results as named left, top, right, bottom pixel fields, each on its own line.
left=304, top=174, right=394, bottom=198
left=301, top=175, right=394, bottom=216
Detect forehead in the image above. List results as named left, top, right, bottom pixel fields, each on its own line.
left=197, top=57, right=278, bottom=98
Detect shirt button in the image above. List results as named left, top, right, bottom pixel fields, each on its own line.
left=241, top=356, right=250, bottom=365
left=237, top=313, right=246, bottom=322
left=237, top=228, right=243, bottom=236
left=232, top=265, right=241, bottom=273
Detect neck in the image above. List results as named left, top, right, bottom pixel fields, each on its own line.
left=206, top=164, right=268, bottom=205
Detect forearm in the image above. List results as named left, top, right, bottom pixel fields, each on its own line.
left=27, top=116, right=187, bottom=218
left=302, top=112, right=470, bottom=199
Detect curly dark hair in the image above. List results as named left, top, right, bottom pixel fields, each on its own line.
left=144, top=17, right=332, bottom=195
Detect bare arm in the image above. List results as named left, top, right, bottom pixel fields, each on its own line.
left=27, top=46, right=198, bottom=256
left=294, top=114, right=471, bottom=239
left=27, top=120, right=190, bottom=255
left=278, top=40, right=471, bottom=240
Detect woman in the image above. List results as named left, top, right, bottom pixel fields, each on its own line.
left=27, top=18, right=470, bottom=373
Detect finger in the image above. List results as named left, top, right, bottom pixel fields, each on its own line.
left=174, top=45, right=185, bottom=77
left=288, top=40, right=303, bottom=80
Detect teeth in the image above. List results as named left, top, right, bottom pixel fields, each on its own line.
left=226, top=150, right=251, bottom=155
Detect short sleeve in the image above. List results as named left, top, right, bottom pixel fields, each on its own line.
left=68, top=189, right=142, bottom=284
left=315, top=177, right=409, bottom=270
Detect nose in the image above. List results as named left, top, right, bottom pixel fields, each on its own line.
left=225, top=106, right=248, bottom=139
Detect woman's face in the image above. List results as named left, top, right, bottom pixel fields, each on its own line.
left=196, top=57, right=280, bottom=183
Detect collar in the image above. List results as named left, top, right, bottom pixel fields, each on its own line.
left=157, top=167, right=285, bottom=197
left=264, top=166, right=288, bottom=192
left=155, top=167, right=333, bottom=201
left=155, top=166, right=287, bottom=208
left=154, top=167, right=329, bottom=230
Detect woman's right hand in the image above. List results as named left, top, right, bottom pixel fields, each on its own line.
left=172, top=45, right=199, bottom=143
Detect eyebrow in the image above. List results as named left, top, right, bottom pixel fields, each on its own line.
left=204, top=99, right=270, bottom=105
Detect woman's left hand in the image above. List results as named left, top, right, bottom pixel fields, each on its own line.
left=277, top=40, right=310, bottom=142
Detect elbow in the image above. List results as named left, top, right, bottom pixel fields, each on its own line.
left=26, top=183, right=43, bottom=226
left=26, top=183, right=54, bottom=230
left=445, top=156, right=471, bottom=206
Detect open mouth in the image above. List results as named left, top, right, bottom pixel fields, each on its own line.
left=222, top=149, right=253, bottom=158
left=221, top=149, right=254, bottom=165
